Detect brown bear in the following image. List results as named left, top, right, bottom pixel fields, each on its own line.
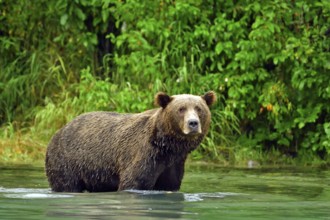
left=45, top=91, right=216, bottom=192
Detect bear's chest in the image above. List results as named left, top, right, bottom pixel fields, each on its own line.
left=151, top=135, right=202, bottom=158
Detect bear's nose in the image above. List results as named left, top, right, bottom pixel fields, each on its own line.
left=188, top=119, right=199, bottom=129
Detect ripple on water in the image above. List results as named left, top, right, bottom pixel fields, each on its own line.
left=0, top=187, right=74, bottom=199
left=126, top=189, right=244, bottom=202
left=0, top=186, right=243, bottom=201
left=184, top=192, right=244, bottom=202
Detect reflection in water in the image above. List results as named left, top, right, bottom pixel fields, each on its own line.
left=0, top=188, right=242, bottom=219
left=0, top=165, right=329, bottom=219
left=46, top=191, right=188, bottom=219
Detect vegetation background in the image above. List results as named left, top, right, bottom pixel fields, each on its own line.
left=0, top=0, right=329, bottom=166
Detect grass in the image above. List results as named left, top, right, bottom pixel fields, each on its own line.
left=0, top=134, right=46, bottom=164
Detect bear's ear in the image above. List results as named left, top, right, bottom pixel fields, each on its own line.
left=155, top=92, right=173, bottom=108
left=202, top=91, right=216, bottom=107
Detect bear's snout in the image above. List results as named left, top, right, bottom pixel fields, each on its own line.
left=188, top=119, right=199, bottom=130
left=183, top=110, right=202, bottom=135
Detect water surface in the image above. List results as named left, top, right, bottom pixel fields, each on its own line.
left=0, top=164, right=329, bottom=219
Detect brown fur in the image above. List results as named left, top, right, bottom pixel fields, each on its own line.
left=45, top=91, right=216, bottom=192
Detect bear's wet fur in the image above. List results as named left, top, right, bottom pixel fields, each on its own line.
left=45, top=91, right=216, bottom=192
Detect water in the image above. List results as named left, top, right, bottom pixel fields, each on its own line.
left=0, top=164, right=329, bottom=219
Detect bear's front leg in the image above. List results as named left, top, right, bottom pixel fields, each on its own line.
left=154, top=160, right=185, bottom=191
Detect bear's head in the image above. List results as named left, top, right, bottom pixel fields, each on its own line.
left=155, top=91, right=216, bottom=138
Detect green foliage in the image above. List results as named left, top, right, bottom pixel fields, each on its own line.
left=32, top=67, right=114, bottom=137
left=0, top=0, right=329, bottom=163
left=231, top=0, right=330, bottom=159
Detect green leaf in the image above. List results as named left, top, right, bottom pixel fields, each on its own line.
left=298, top=122, right=305, bottom=129
left=90, top=33, right=98, bottom=45
left=102, top=9, right=109, bottom=22
left=252, top=2, right=261, bottom=12
left=75, top=7, right=86, bottom=21
left=215, top=43, right=223, bottom=55
left=324, top=123, right=330, bottom=138
left=60, top=14, right=68, bottom=26
left=252, top=16, right=264, bottom=29
left=278, top=137, right=290, bottom=146
left=228, top=87, right=240, bottom=99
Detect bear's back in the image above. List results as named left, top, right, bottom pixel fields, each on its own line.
left=49, top=110, right=158, bottom=155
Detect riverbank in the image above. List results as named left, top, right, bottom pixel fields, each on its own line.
left=0, top=135, right=45, bottom=164
left=1, top=134, right=328, bottom=168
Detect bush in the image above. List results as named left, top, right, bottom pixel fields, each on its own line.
left=1, top=0, right=329, bottom=163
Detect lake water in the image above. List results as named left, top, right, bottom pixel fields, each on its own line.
left=0, top=164, right=329, bottom=219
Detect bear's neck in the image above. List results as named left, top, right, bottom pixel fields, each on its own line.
left=150, top=129, right=204, bottom=156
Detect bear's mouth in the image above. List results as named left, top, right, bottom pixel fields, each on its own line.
left=182, top=116, right=202, bottom=135
left=183, top=128, right=202, bottom=136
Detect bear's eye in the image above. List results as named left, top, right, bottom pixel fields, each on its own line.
left=195, top=106, right=202, bottom=113
left=178, top=107, right=186, bottom=113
